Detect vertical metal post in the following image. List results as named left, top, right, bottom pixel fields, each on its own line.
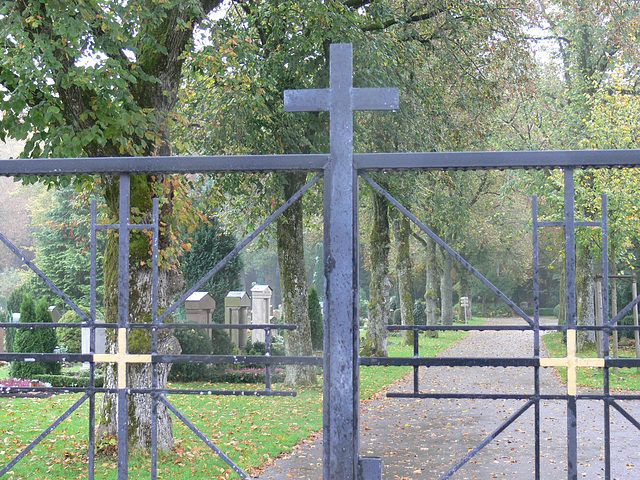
left=284, top=43, right=398, bottom=480
left=632, top=278, right=640, bottom=369
left=602, top=195, right=611, bottom=480
left=151, top=198, right=159, bottom=480
left=564, top=169, right=578, bottom=480
left=89, top=200, right=98, bottom=480
left=323, top=44, right=360, bottom=479
left=532, top=195, right=541, bottom=480
left=118, top=174, right=130, bottom=480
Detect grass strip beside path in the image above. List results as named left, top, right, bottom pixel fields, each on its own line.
left=0, top=321, right=480, bottom=479
left=543, top=331, right=640, bottom=392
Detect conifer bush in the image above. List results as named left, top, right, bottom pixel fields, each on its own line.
left=57, top=309, right=84, bottom=353
left=11, top=297, right=60, bottom=379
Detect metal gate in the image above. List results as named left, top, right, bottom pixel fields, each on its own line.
left=1, top=43, right=639, bottom=480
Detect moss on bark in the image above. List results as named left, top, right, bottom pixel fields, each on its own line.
left=362, top=193, right=390, bottom=357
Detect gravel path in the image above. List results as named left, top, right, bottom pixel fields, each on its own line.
left=255, top=318, right=640, bottom=479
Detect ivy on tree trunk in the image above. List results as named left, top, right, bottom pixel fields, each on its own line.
left=393, top=214, right=414, bottom=346
left=439, top=245, right=454, bottom=326
left=362, top=193, right=390, bottom=357
left=276, top=172, right=316, bottom=386
left=424, top=235, right=440, bottom=338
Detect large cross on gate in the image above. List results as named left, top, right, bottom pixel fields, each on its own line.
left=285, top=44, right=398, bottom=480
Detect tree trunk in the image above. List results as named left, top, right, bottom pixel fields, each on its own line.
left=424, top=235, right=439, bottom=338
left=98, top=175, right=183, bottom=451
left=458, top=268, right=471, bottom=322
left=576, top=244, right=596, bottom=350
left=276, top=172, right=316, bottom=386
left=393, top=214, right=414, bottom=346
left=439, top=245, right=454, bottom=326
left=361, top=193, right=390, bottom=357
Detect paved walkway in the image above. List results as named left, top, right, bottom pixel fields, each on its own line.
left=255, top=318, right=640, bottom=479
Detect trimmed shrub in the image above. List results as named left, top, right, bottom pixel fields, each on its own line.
left=245, top=337, right=285, bottom=357
left=32, top=374, right=104, bottom=388
left=7, top=284, right=29, bottom=316
left=3, top=311, right=15, bottom=352
left=11, top=297, right=60, bottom=378
left=211, top=328, right=234, bottom=355
left=208, top=369, right=285, bottom=384
left=308, top=286, right=323, bottom=351
left=57, top=310, right=84, bottom=353
left=169, top=328, right=213, bottom=382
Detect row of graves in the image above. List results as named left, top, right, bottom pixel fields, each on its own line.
left=0, top=285, right=278, bottom=355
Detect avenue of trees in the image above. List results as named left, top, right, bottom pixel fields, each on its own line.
left=2, top=0, right=640, bottom=452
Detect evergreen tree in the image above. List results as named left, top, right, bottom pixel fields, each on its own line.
left=181, top=216, right=243, bottom=325
left=11, top=297, right=60, bottom=378
left=31, top=186, right=105, bottom=310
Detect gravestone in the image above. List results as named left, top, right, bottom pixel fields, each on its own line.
left=224, top=291, right=250, bottom=351
left=48, top=306, right=62, bottom=323
left=250, top=285, right=273, bottom=343
left=185, top=291, right=216, bottom=338
left=0, top=326, right=4, bottom=353
left=82, top=318, right=106, bottom=368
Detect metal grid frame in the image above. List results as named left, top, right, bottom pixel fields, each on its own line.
left=0, top=43, right=638, bottom=480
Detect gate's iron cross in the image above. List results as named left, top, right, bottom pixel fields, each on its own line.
left=284, top=44, right=398, bottom=480
left=540, top=329, right=604, bottom=396
left=94, top=328, right=152, bottom=389
left=284, top=44, right=399, bottom=125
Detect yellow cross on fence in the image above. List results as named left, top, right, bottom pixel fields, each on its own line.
left=539, top=329, right=604, bottom=396
left=93, top=328, right=153, bottom=389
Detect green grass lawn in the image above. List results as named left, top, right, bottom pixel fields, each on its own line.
left=543, top=331, right=640, bottom=391
left=0, top=323, right=477, bottom=479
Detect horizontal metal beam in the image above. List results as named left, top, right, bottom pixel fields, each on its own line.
left=4, top=148, right=640, bottom=176
left=0, top=154, right=328, bottom=175
left=354, top=149, right=640, bottom=170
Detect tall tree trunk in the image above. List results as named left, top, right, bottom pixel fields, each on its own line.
left=424, top=235, right=439, bottom=338
left=98, top=175, right=183, bottom=451
left=458, top=268, right=471, bottom=322
left=439, top=245, right=454, bottom=326
left=361, top=193, right=390, bottom=357
left=576, top=244, right=597, bottom=349
left=393, top=214, right=415, bottom=346
left=276, top=172, right=316, bottom=386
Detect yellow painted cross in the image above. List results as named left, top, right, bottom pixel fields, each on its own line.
left=539, top=329, right=604, bottom=396
left=93, top=328, right=153, bottom=389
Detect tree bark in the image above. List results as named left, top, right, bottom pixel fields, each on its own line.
left=458, top=267, right=472, bottom=322
left=98, top=175, right=183, bottom=451
left=361, top=193, right=390, bottom=357
left=439, top=245, right=454, bottom=326
left=276, top=172, right=316, bottom=386
left=393, top=214, right=414, bottom=346
left=576, top=244, right=597, bottom=349
left=424, top=235, right=439, bottom=338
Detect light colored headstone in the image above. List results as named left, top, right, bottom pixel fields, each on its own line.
left=0, top=327, right=4, bottom=353
left=250, top=285, right=273, bottom=343
left=185, top=292, right=216, bottom=338
left=48, top=306, right=62, bottom=323
left=82, top=318, right=106, bottom=368
left=225, top=291, right=250, bottom=351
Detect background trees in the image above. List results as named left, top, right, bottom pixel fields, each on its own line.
left=1, top=0, right=225, bottom=450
